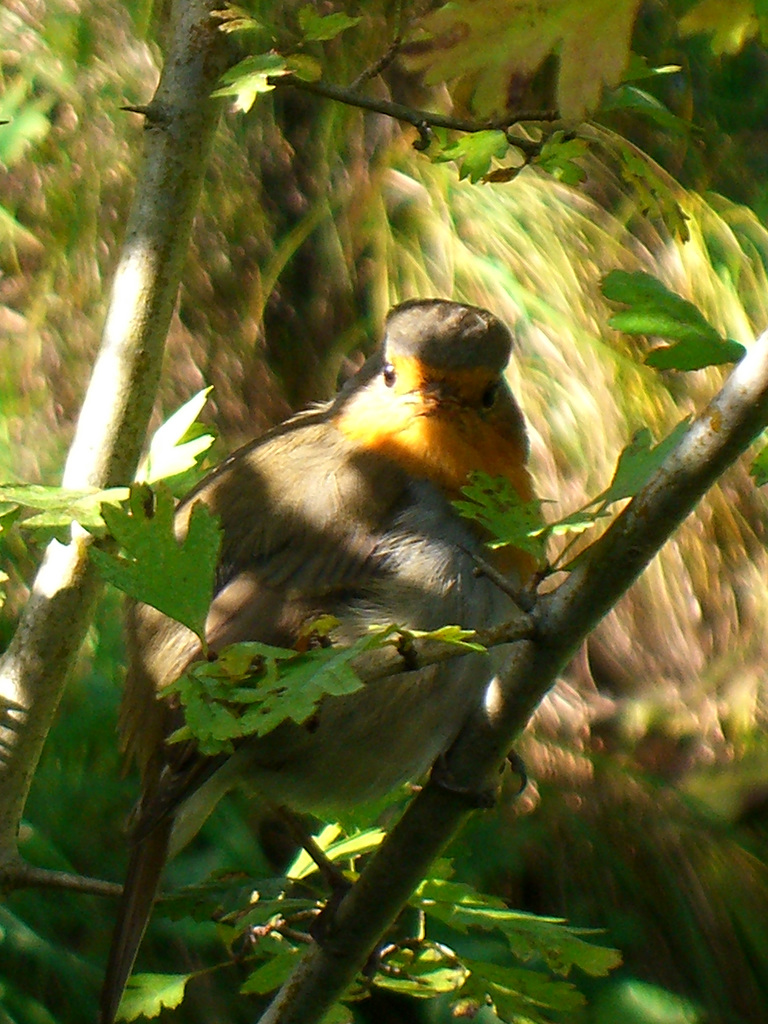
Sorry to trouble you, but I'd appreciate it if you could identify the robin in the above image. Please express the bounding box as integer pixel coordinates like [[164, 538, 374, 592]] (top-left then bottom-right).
[[100, 298, 536, 1023]]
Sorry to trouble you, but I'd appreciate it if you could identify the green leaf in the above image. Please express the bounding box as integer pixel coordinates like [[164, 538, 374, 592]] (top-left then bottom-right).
[[89, 484, 221, 641], [615, 150, 690, 239], [212, 53, 289, 112], [375, 944, 469, 997], [414, 877, 621, 977], [645, 334, 745, 370], [461, 959, 585, 1017], [603, 270, 745, 369], [601, 84, 690, 134], [397, 624, 486, 653], [434, 131, 510, 183], [751, 442, 768, 486], [591, 419, 690, 507], [297, 6, 361, 41], [320, 1006, 354, 1024], [621, 53, 682, 82], [285, 54, 323, 82], [117, 973, 190, 1021], [546, 506, 611, 537], [287, 824, 386, 880], [533, 130, 588, 184], [212, 5, 265, 35], [453, 472, 548, 560], [137, 388, 215, 487], [0, 484, 129, 534], [241, 950, 302, 995], [166, 627, 396, 754]]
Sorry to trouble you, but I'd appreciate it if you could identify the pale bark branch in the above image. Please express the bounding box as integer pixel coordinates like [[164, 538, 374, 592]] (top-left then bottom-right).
[[259, 330, 768, 1024], [0, 0, 231, 869]]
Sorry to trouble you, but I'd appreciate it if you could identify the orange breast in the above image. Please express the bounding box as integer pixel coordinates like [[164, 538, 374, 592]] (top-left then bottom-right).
[[335, 385, 537, 584]]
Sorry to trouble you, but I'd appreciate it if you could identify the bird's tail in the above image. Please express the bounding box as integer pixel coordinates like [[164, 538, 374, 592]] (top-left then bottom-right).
[[100, 820, 172, 1024]]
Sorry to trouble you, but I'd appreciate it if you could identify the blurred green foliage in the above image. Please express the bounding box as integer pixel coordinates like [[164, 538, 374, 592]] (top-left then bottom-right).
[[5, 1, 768, 1022]]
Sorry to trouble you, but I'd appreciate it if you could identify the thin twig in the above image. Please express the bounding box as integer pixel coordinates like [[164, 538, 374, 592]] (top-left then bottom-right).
[[270, 74, 558, 152], [1, 858, 122, 897], [349, 36, 403, 90]]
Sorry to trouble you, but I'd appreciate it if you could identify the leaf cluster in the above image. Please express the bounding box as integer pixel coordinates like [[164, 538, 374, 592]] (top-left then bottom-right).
[[115, 842, 620, 1024]]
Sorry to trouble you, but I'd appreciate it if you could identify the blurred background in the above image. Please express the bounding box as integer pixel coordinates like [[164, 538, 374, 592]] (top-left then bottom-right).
[[3, 1, 768, 1021]]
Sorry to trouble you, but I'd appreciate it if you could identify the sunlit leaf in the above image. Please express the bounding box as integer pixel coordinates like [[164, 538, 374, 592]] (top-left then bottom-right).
[[297, 6, 361, 41], [137, 387, 215, 487], [453, 472, 548, 559], [166, 627, 397, 753], [212, 53, 289, 112], [118, 973, 191, 1021], [603, 270, 745, 368], [591, 420, 691, 507], [0, 484, 129, 534], [621, 54, 682, 82], [89, 484, 221, 641], [434, 131, 510, 183], [404, 0, 643, 119]]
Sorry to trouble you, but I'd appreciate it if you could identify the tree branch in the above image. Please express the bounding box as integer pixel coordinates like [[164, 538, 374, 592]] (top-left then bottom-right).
[[258, 331, 768, 1024], [0, 860, 122, 898], [0, 1, 231, 866], [270, 74, 557, 153]]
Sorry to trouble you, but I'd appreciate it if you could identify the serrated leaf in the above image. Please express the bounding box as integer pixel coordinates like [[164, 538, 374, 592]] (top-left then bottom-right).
[[0, 484, 129, 533], [397, 624, 486, 653], [434, 131, 509, 183], [461, 959, 585, 1016], [297, 6, 361, 41], [212, 53, 289, 112], [533, 130, 588, 184], [137, 388, 215, 486], [414, 877, 621, 977], [404, 0, 642, 119], [166, 628, 395, 753], [118, 973, 191, 1021], [615, 150, 690, 239], [89, 484, 221, 641], [591, 419, 690, 507], [453, 472, 548, 559]]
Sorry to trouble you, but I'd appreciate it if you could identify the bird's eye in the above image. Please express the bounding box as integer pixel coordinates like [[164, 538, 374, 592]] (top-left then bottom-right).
[[481, 382, 498, 408], [383, 363, 397, 387]]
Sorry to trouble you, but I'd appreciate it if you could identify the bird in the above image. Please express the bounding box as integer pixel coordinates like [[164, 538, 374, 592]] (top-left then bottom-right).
[[100, 297, 537, 1023]]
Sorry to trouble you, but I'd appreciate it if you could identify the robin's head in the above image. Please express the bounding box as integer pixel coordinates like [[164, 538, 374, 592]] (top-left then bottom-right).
[[334, 299, 533, 512]]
